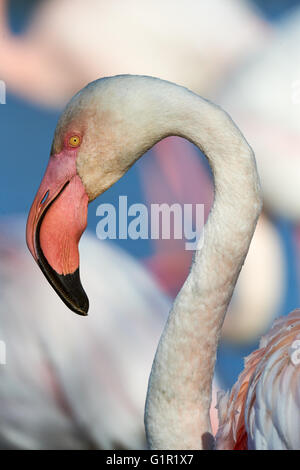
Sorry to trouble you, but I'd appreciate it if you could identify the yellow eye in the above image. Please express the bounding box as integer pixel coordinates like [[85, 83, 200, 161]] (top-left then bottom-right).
[[68, 135, 81, 148]]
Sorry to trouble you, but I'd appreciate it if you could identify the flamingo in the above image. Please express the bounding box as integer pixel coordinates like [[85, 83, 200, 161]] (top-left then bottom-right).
[[26, 75, 298, 449], [2, 0, 280, 347], [216, 310, 300, 450], [0, 0, 268, 107], [0, 218, 170, 449], [220, 7, 300, 222], [217, 8, 300, 342]]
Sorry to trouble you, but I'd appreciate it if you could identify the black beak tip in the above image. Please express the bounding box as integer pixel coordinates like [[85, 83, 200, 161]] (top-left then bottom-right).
[[56, 269, 89, 316], [37, 255, 89, 316]]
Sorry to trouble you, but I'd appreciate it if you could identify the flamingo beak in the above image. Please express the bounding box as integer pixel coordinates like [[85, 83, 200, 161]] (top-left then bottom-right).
[[26, 152, 89, 315]]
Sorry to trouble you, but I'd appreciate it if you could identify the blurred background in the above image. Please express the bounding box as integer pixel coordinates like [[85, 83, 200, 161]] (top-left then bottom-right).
[[1, 0, 300, 449]]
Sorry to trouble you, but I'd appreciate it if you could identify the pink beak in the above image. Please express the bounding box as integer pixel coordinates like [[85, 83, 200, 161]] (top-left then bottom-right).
[[26, 150, 89, 315]]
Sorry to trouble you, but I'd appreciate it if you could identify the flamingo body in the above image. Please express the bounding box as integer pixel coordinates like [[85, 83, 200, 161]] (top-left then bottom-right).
[[217, 310, 300, 450], [25, 75, 299, 450]]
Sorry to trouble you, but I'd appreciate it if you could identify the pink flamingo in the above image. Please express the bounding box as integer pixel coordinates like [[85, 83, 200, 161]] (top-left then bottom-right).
[[0, 219, 170, 449], [26, 75, 299, 449], [1, 0, 280, 343], [0, 0, 268, 107], [216, 311, 300, 449], [220, 6, 300, 223]]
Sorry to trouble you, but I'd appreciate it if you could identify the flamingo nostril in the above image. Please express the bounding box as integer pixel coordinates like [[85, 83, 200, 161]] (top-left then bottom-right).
[[40, 191, 49, 205]]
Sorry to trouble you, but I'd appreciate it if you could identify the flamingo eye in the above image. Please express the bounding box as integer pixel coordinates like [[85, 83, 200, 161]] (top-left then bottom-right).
[[68, 135, 81, 148]]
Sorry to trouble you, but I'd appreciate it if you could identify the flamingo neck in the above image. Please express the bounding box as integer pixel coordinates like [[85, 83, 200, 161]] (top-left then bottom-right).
[[143, 86, 262, 449]]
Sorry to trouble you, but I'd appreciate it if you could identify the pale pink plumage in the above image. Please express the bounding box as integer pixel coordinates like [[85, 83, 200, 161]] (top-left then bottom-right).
[[216, 310, 300, 450]]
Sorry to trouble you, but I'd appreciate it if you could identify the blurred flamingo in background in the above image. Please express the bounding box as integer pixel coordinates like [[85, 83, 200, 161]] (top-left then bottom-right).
[[220, 7, 300, 222], [218, 7, 300, 340], [0, 0, 269, 108], [26, 74, 300, 450], [0, 219, 170, 448]]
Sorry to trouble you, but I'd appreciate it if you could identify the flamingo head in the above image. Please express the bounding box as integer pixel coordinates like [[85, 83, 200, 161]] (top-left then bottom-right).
[[26, 75, 171, 315]]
